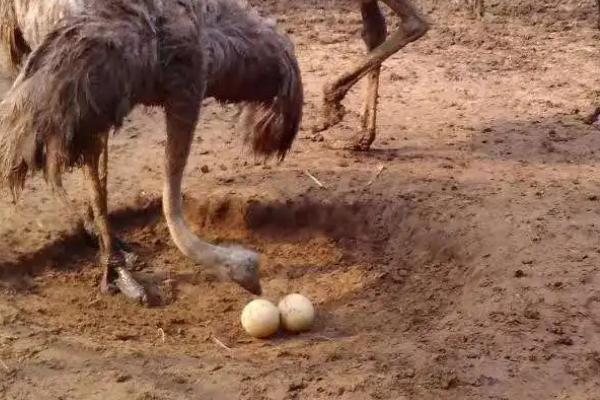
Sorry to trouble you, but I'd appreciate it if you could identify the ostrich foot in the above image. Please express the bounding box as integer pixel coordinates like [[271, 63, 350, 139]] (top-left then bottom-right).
[[352, 132, 376, 151], [100, 252, 148, 304], [312, 87, 348, 134], [584, 106, 600, 128], [320, 128, 375, 152]]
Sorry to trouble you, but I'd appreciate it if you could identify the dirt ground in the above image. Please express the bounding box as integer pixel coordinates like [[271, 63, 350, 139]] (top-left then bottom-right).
[[1, 1, 600, 399]]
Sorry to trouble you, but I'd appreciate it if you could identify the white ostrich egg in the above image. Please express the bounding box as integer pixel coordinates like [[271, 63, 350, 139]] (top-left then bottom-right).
[[278, 293, 315, 332], [241, 299, 280, 338]]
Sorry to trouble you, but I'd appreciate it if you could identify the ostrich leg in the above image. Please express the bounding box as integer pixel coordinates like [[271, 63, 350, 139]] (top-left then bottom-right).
[[313, 0, 428, 150], [82, 132, 147, 303], [472, 0, 485, 18], [80, 204, 134, 256], [78, 137, 137, 265], [355, 0, 388, 150]]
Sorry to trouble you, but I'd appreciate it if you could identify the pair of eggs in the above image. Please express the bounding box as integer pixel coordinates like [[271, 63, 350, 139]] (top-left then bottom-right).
[[241, 294, 314, 338]]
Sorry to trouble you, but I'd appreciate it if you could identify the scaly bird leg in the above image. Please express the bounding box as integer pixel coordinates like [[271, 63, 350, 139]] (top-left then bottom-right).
[[355, 0, 387, 151], [83, 132, 147, 304], [313, 0, 428, 146], [79, 136, 137, 266], [472, 0, 485, 19]]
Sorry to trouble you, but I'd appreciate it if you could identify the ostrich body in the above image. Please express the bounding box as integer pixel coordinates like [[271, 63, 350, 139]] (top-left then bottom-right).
[[0, 0, 303, 303]]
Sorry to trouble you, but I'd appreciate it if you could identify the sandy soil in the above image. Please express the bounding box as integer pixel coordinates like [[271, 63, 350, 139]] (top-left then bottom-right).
[[1, 1, 600, 399]]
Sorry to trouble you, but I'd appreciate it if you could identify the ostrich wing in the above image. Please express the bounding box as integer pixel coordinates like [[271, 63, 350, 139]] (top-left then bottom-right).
[[0, 1, 161, 198]]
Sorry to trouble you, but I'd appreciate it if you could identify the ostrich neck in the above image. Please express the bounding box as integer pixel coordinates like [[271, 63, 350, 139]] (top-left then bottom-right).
[[162, 168, 229, 268], [161, 104, 231, 270]]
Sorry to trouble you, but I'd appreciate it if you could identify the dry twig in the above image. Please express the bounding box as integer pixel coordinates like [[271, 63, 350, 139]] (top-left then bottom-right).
[[211, 335, 233, 352], [365, 164, 385, 187], [305, 170, 327, 189], [157, 328, 166, 343]]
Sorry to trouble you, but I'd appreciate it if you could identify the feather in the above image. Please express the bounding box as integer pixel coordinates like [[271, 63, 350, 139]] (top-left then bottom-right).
[[0, 0, 303, 201]]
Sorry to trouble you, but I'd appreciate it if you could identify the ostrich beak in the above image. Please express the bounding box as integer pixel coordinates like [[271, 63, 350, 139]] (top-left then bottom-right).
[[245, 279, 262, 296]]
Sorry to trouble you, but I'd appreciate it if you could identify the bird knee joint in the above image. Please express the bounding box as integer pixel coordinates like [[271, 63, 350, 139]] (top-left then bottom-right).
[[402, 17, 428, 38]]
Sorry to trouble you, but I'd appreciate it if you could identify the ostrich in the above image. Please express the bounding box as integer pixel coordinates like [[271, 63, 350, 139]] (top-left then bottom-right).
[[311, 0, 429, 151], [323, 0, 598, 151], [0, 0, 303, 303], [0, 0, 428, 154]]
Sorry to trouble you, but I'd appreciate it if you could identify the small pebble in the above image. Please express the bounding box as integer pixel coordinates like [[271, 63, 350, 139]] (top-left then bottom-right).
[[514, 269, 526, 278], [556, 337, 574, 346], [116, 374, 131, 383]]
